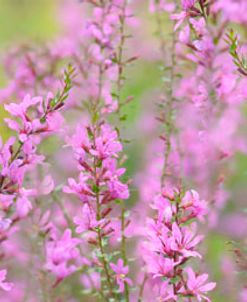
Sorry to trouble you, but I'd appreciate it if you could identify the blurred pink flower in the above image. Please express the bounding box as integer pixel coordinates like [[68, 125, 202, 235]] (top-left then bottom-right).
[[110, 259, 132, 293], [0, 270, 13, 292]]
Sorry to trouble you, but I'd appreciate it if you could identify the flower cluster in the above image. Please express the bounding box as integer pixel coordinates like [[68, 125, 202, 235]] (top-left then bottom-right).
[[143, 0, 247, 227], [63, 121, 131, 296], [45, 229, 81, 284], [143, 188, 215, 301], [0, 94, 64, 218], [0, 63, 73, 295], [72, 0, 135, 115], [0, 46, 62, 101]]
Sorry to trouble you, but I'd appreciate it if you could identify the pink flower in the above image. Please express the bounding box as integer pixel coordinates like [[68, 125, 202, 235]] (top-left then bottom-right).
[[171, 11, 188, 31], [146, 254, 177, 278], [169, 223, 203, 258], [63, 174, 93, 202], [180, 267, 216, 301], [66, 124, 90, 161], [149, 0, 175, 13], [0, 270, 13, 291], [45, 111, 64, 132], [73, 204, 101, 233], [181, 190, 208, 219], [16, 187, 36, 217], [0, 217, 11, 233], [103, 159, 129, 200], [4, 94, 41, 119], [81, 271, 101, 290], [146, 217, 170, 249], [38, 175, 54, 195], [158, 280, 178, 301], [101, 89, 118, 113], [0, 194, 14, 210], [190, 18, 206, 36], [181, 0, 196, 10], [151, 193, 173, 222], [110, 259, 132, 292], [170, 0, 196, 30], [107, 179, 129, 200], [0, 137, 15, 169], [4, 95, 42, 142], [90, 124, 122, 160], [179, 25, 190, 44], [4, 93, 64, 143], [45, 229, 80, 280]]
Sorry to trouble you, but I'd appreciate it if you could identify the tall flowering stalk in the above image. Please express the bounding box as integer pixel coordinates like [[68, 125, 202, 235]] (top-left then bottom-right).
[[59, 0, 134, 300], [0, 65, 74, 298], [137, 1, 217, 300], [64, 122, 130, 299]]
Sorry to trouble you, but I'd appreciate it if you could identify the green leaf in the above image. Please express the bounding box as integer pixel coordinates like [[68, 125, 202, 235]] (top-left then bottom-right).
[[92, 184, 100, 193]]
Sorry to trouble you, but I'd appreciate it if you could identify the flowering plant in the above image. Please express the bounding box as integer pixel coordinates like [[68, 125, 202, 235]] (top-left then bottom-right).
[[0, 0, 247, 301]]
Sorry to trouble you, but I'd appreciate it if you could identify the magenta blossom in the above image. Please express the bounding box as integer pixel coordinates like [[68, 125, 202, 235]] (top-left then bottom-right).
[[158, 280, 178, 301], [143, 188, 215, 300], [171, 11, 188, 31], [45, 229, 81, 281], [180, 267, 216, 301], [110, 259, 132, 293], [63, 174, 93, 202], [90, 124, 122, 160], [181, 189, 208, 220], [4, 93, 64, 143], [145, 254, 177, 278], [169, 223, 203, 258], [181, 0, 196, 10], [73, 204, 103, 233]]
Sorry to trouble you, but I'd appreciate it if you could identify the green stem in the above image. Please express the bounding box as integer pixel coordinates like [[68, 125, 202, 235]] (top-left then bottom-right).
[[155, 5, 177, 184], [95, 188, 115, 298], [138, 273, 148, 302], [121, 207, 129, 301], [116, 0, 128, 113], [116, 2, 130, 300], [92, 127, 115, 298]]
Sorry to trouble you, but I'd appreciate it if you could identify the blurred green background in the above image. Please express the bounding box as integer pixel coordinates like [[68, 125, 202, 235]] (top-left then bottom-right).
[[0, 1, 246, 301]]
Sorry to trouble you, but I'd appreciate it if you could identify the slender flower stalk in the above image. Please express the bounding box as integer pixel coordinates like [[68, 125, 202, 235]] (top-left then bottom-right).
[[139, 1, 217, 300], [153, 0, 178, 184], [61, 0, 134, 300]]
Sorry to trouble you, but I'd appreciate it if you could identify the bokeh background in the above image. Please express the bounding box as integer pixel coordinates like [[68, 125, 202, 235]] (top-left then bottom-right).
[[0, 1, 247, 301]]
